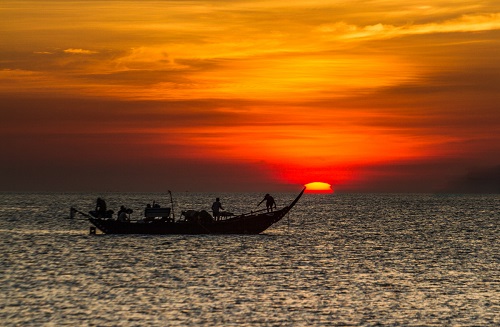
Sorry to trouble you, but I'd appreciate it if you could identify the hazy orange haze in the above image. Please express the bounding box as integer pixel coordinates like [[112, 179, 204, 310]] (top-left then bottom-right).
[[1, 1, 500, 192]]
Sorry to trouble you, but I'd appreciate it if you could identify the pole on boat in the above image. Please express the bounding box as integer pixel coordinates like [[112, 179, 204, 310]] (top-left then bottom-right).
[[66, 207, 91, 220], [168, 190, 175, 221]]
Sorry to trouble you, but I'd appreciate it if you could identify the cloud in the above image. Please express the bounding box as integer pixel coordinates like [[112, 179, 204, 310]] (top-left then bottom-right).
[[318, 13, 500, 40], [64, 48, 98, 55]]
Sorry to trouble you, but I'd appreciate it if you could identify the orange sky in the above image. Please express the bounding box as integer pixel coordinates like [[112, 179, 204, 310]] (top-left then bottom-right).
[[1, 1, 500, 192]]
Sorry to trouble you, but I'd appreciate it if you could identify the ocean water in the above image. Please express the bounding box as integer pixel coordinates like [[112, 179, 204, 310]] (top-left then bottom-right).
[[0, 192, 498, 326]]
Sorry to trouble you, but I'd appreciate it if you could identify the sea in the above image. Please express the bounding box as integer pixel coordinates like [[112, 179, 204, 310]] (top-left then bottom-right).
[[0, 192, 498, 326]]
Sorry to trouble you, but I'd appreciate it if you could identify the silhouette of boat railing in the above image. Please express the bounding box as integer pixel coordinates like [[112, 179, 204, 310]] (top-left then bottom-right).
[[214, 207, 275, 220]]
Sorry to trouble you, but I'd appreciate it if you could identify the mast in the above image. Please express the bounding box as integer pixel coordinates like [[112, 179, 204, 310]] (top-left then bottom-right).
[[168, 190, 175, 221]]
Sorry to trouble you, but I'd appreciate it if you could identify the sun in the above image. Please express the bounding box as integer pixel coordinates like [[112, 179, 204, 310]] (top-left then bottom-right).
[[304, 182, 333, 194]]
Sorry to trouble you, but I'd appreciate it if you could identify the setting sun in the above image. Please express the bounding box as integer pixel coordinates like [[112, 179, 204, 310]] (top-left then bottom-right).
[[304, 182, 333, 194]]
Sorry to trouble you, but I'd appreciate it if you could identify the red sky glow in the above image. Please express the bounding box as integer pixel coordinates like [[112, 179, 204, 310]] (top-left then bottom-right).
[[1, 1, 499, 192]]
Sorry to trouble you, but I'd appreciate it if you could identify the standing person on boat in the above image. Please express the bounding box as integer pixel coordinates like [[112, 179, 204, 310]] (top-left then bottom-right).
[[211, 198, 224, 221], [95, 197, 107, 217], [258, 194, 277, 212]]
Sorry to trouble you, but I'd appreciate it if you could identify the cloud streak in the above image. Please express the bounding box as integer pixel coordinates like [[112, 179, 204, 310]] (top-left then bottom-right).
[[318, 13, 500, 40], [63, 48, 98, 55]]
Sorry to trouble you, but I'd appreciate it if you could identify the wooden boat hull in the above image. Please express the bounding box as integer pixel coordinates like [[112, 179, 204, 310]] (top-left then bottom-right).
[[88, 189, 304, 235]]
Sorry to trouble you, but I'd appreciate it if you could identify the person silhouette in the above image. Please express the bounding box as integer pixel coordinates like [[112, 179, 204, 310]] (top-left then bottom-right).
[[211, 197, 224, 221], [95, 197, 107, 217], [258, 194, 276, 212]]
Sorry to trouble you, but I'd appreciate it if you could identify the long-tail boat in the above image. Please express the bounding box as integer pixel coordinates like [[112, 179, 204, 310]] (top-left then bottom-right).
[[72, 188, 305, 235]]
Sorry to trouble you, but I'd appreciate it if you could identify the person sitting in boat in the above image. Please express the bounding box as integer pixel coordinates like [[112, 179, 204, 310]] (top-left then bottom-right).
[[117, 205, 132, 222], [95, 197, 107, 217], [118, 210, 128, 222], [211, 197, 224, 221], [117, 205, 126, 221], [258, 193, 277, 212]]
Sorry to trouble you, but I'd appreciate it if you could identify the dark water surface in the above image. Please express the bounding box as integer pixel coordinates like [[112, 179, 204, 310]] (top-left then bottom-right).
[[1, 192, 498, 326]]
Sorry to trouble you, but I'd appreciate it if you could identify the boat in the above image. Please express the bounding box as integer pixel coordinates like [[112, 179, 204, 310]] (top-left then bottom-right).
[[75, 188, 305, 235]]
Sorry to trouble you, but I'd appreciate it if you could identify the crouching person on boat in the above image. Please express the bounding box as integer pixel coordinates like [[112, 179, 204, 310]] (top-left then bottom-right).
[[258, 193, 277, 212]]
